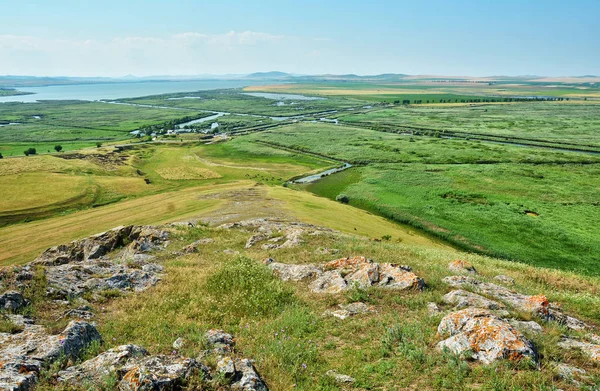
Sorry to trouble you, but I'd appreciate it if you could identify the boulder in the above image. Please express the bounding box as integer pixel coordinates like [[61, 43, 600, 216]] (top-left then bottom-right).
[[172, 337, 185, 350], [442, 276, 586, 330], [427, 302, 442, 316], [205, 329, 235, 354], [265, 261, 322, 282], [555, 363, 587, 384], [0, 291, 28, 312], [230, 358, 268, 391], [58, 345, 149, 385], [508, 320, 543, 335], [309, 271, 348, 294], [442, 289, 505, 310], [119, 355, 207, 390], [0, 321, 102, 390], [437, 308, 537, 364], [448, 260, 477, 274]]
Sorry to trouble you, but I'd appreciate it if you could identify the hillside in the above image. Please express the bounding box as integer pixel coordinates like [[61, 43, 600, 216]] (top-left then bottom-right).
[[2, 189, 600, 390]]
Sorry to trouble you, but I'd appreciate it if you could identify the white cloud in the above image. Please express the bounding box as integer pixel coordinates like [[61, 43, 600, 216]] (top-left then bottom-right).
[[0, 31, 318, 76]]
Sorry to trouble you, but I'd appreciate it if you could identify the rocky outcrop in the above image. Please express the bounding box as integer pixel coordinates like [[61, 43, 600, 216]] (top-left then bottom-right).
[[263, 258, 322, 282], [182, 238, 215, 253], [0, 291, 28, 312], [442, 289, 505, 311], [5, 226, 170, 301], [494, 275, 515, 285], [221, 218, 331, 251], [224, 358, 268, 391], [0, 321, 102, 390], [205, 329, 235, 354], [119, 355, 207, 391], [558, 337, 600, 361], [58, 344, 149, 385], [442, 276, 586, 330], [448, 260, 477, 274], [437, 308, 537, 364], [266, 256, 424, 294]]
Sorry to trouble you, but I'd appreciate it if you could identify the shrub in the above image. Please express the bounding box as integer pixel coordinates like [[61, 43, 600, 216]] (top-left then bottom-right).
[[96, 142, 102, 148], [336, 194, 350, 204], [24, 147, 37, 156], [204, 256, 296, 322], [0, 152, 3, 159], [54, 145, 62, 152]]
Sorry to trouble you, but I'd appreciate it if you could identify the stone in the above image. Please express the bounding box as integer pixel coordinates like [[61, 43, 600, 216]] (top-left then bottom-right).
[[508, 320, 543, 335], [442, 289, 505, 310], [223, 249, 240, 255], [230, 358, 268, 391], [325, 370, 355, 384], [217, 356, 236, 380], [205, 329, 235, 353], [59, 308, 95, 320], [267, 262, 322, 282], [448, 260, 477, 274], [442, 276, 586, 330], [172, 337, 185, 350], [58, 345, 149, 385], [0, 321, 102, 390], [558, 337, 600, 361], [325, 302, 372, 320], [119, 355, 207, 390], [0, 291, 28, 312], [437, 308, 537, 364], [494, 275, 515, 285], [555, 363, 586, 384], [309, 270, 348, 294]]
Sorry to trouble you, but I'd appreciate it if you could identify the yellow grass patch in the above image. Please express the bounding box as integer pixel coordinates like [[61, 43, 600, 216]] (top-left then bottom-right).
[[155, 166, 222, 180]]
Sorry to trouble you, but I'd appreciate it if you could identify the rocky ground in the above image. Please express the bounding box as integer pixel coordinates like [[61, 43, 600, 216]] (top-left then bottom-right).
[[1, 219, 600, 390]]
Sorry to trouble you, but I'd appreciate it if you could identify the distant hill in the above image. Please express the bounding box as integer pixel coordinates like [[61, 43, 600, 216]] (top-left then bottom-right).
[[242, 71, 293, 80]]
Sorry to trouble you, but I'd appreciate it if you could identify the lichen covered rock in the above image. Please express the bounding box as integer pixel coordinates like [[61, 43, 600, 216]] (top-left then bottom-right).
[[437, 308, 537, 364]]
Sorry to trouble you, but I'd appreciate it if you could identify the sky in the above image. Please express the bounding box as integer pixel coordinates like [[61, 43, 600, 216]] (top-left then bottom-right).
[[0, 0, 598, 77]]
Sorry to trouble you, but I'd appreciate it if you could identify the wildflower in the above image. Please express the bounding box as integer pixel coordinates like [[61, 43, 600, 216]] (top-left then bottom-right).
[[302, 363, 307, 370]]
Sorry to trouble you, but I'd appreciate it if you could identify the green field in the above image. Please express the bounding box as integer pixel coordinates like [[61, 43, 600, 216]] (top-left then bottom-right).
[[242, 122, 600, 274]]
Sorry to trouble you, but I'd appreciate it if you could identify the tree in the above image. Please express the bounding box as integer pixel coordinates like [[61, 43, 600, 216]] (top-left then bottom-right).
[[54, 145, 63, 152], [24, 148, 37, 156], [0, 152, 3, 159], [96, 142, 102, 148]]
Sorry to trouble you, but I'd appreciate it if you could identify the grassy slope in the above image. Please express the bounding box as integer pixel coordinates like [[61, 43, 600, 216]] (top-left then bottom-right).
[[70, 216, 600, 391]]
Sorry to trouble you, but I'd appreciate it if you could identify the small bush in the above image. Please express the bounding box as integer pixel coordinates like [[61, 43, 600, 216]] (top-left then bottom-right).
[[204, 257, 296, 322], [24, 147, 37, 156], [336, 194, 350, 204]]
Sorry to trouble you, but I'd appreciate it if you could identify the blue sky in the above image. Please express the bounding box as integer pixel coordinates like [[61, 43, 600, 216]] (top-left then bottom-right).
[[1, 0, 598, 77]]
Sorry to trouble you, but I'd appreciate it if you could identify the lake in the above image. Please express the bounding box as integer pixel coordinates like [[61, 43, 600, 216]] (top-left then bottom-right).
[[0, 80, 278, 103]]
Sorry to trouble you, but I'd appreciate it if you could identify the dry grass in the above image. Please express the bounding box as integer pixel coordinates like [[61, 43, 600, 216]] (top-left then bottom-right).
[[155, 166, 222, 180]]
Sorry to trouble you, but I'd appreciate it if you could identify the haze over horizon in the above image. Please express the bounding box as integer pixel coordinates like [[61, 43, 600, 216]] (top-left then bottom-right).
[[1, 0, 599, 78]]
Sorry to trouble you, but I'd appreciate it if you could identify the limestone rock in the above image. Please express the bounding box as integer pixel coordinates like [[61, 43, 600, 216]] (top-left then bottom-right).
[[325, 370, 355, 384], [266, 261, 322, 282], [442, 276, 588, 330], [558, 337, 600, 361], [555, 363, 586, 384], [309, 270, 348, 294], [172, 337, 185, 350], [58, 345, 149, 385], [448, 260, 477, 274], [437, 308, 537, 364], [0, 291, 28, 312], [119, 355, 206, 390], [182, 238, 214, 253], [230, 358, 268, 391], [0, 321, 102, 390], [325, 302, 372, 320], [442, 289, 505, 310], [217, 356, 236, 379], [508, 320, 543, 335], [205, 329, 235, 354]]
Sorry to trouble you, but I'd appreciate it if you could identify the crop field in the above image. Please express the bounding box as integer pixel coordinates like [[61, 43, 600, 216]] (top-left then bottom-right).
[[337, 102, 600, 148], [0, 100, 212, 148], [118, 89, 359, 116]]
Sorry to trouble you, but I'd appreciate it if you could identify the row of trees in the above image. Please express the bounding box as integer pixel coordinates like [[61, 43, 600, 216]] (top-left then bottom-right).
[[392, 96, 571, 105]]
